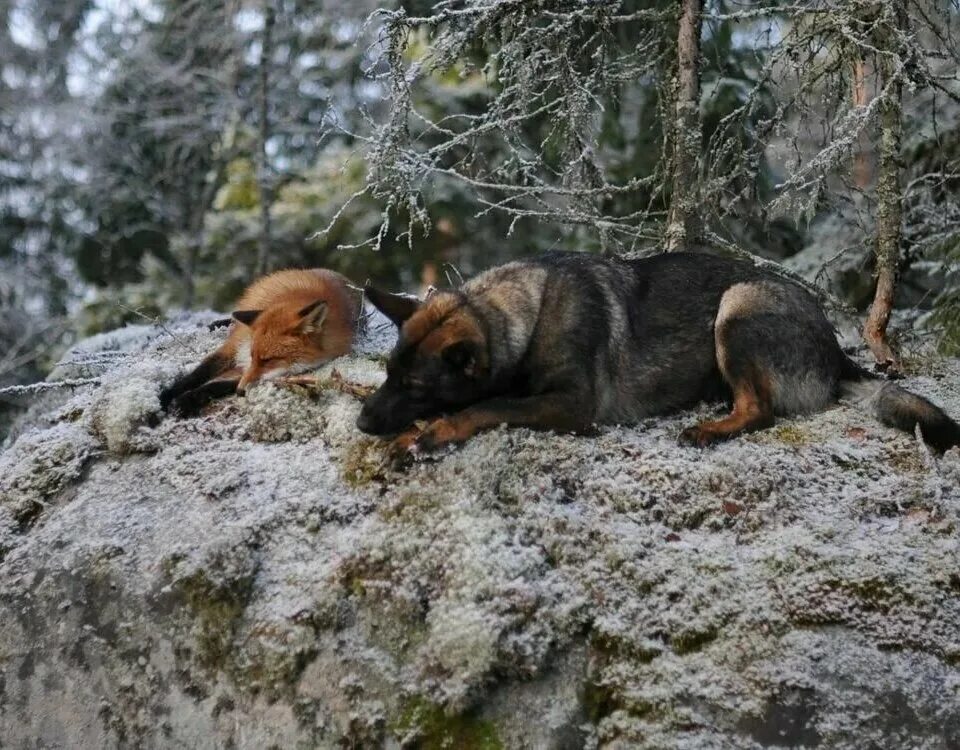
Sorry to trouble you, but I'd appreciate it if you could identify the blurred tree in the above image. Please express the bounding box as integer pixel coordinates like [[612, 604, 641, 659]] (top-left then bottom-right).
[[75, 0, 243, 307], [255, 0, 275, 275], [0, 0, 90, 433], [72, 0, 400, 320], [0, 0, 91, 315], [3, 0, 960, 442]]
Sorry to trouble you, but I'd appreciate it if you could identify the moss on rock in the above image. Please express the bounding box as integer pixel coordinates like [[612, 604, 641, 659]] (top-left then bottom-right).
[[392, 697, 502, 749], [175, 567, 254, 671]]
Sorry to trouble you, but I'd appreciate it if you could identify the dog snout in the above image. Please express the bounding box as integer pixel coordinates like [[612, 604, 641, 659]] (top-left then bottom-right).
[[356, 406, 380, 434]]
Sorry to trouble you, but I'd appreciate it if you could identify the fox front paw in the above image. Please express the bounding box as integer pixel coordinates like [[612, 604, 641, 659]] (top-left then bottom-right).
[[168, 390, 211, 418], [159, 386, 178, 412]]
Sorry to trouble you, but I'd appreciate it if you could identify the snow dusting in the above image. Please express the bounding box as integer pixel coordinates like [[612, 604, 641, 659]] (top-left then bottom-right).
[[1, 308, 959, 748]]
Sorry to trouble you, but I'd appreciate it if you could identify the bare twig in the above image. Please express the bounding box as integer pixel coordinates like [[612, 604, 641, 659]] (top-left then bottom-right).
[[116, 303, 200, 355], [0, 378, 102, 397]]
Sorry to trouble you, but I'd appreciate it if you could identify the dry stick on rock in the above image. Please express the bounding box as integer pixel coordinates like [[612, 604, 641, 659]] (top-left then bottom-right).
[[0, 378, 102, 397], [276, 369, 376, 400]]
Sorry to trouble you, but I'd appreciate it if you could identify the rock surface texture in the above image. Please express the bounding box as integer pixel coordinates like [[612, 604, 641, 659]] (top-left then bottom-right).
[[1, 310, 959, 749]]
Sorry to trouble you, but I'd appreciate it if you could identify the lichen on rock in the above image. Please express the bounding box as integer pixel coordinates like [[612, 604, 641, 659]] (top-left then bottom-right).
[[1, 310, 959, 748]]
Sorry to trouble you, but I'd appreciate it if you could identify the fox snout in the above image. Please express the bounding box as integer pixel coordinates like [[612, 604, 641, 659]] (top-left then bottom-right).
[[236, 368, 262, 396]]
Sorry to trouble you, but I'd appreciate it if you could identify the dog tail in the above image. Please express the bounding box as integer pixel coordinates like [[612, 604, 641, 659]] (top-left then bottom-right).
[[839, 359, 960, 452]]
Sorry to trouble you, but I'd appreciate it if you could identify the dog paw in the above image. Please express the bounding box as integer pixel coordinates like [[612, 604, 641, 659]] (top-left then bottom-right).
[[413, 417, 462, 453], [384, 418, 465, 469], [385, 428, 422, 469], [678, 425, 713, 448]]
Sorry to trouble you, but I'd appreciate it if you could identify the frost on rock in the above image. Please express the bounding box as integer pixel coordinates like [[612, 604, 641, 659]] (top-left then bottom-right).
[[1, 307, 959, 748], [0, 422, 98, 533], [88, 365, 165, 454]]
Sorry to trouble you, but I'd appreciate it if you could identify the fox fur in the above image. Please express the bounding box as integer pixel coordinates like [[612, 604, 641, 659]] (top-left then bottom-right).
[[161, 268, 361, 416]]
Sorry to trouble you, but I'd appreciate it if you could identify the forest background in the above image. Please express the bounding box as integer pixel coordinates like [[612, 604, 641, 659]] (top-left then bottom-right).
[[2, 0, 959, 436]]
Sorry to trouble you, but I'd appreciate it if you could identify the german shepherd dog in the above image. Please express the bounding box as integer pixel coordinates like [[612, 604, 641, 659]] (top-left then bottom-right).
[[357, 251, 960, 457]]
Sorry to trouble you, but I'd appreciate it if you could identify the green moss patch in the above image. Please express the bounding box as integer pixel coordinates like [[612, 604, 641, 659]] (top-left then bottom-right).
[[176, 569, 254, 671], [392, 697, 502, 749], [340, 438, 386, 486], [671, 625, 719, 655]]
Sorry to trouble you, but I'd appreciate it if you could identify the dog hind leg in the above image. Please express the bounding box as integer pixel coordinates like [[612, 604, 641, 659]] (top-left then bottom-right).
[[678, 370, 774, 447], [680, 281, 840, 447]]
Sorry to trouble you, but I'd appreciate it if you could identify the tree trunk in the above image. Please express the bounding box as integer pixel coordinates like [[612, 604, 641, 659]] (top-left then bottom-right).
[[255, 0, 275, 276], [182, 238, 199, 310], [851, 56, 872, 190], [863, 7, 904, 371], [665, 0, 703, 252], [182, 154, 233, 309]]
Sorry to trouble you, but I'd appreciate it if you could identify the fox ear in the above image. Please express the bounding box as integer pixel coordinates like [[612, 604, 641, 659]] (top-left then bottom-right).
[[297, 299, 328, 333], [364, 285, 419, 328], [441, 340, 479, 376], [232, 309, 262, 326]]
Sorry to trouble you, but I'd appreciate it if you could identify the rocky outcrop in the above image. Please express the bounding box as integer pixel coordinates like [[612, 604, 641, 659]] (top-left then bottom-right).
[[1, 313, 959, 748]]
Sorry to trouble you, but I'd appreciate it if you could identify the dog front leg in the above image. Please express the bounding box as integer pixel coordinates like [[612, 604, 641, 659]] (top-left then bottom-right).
[[392, 392, 592, 457]]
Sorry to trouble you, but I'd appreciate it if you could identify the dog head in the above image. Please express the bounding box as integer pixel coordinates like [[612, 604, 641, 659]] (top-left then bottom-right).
[[357, 286, 489, 435]]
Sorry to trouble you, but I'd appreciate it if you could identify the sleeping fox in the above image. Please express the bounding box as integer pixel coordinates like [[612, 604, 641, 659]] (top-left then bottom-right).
[[161, 268, 361, 416]]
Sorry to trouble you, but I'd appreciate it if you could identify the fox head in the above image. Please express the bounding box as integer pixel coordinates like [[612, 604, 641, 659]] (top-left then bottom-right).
[[232, 298, 344, 394], [357, 286, 490, 435]]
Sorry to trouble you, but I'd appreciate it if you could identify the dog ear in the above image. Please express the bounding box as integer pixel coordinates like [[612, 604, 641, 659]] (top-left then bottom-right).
[[232, 309, 262, 326], [364, 285, 419, 327], [441, 340, 479, 376], [297, 299, 328, 333]]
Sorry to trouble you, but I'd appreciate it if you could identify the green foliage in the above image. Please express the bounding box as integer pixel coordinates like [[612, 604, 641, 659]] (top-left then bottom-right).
[[175, 567, 255, 671], [214, 159, 260, 212], [392, 697, 503, 750], [931, 263, 960, 356], [2, 0, 960, 418]]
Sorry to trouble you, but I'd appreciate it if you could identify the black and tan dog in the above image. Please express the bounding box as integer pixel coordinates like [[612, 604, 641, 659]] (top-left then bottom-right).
[[357, 251, 960, 457]]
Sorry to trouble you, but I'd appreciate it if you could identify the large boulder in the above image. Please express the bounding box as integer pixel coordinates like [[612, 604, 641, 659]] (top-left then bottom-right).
[[1, 312, 959, 748]]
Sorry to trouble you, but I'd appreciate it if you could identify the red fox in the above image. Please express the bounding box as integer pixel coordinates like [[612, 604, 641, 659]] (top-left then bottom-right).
[[161, 268, 361, 416]]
